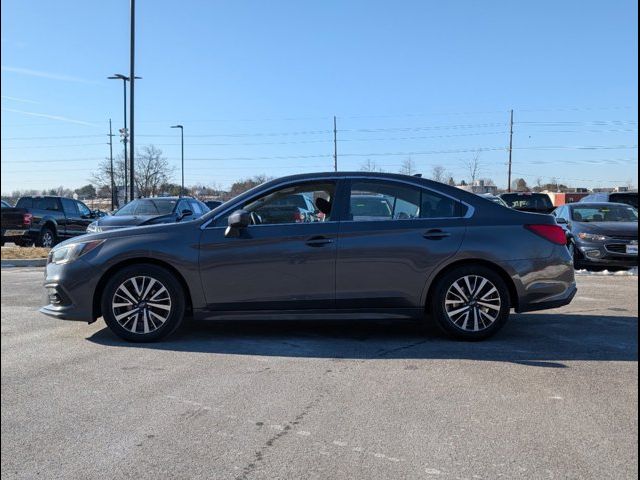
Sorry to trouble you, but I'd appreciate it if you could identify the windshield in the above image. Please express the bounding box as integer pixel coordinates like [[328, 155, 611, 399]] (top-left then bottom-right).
[[114, 199, 177, 216], [610, 193, 638, 208], [500, 194, 553, 210], [571, 205, 638, 222]]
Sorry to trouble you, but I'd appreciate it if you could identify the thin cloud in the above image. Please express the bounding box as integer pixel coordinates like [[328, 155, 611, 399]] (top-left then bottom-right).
[[1, 95, 39, 104], [1, 108, 98, 127], [1, 66, 96, 84]]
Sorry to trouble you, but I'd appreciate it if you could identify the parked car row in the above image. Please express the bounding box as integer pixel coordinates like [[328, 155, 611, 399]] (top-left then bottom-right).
[[1, 195, 211, 247], [472, 191, 638, 270]]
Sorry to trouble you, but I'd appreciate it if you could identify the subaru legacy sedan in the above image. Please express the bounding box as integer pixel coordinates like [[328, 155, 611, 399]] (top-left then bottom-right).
[[41, 172, 576, 342]]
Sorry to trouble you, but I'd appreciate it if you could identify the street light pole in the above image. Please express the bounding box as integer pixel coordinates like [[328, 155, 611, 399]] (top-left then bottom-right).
[[108, 74, 141, 204], [171, 125, 184, 197], [130, 0, 136, 202]]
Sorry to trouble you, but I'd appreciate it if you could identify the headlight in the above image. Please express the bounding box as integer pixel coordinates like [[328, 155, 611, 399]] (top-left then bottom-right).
[[48, 240, 104, 265], [86, 222, 101, 233], [578, 232, 609, 242]]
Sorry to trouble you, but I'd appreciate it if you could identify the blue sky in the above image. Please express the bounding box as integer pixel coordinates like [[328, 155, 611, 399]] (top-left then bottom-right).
[[1, 0, 638, 193]]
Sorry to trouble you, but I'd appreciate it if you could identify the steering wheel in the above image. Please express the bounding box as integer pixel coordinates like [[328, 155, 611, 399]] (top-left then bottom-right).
[[250, 211, 262, 225]]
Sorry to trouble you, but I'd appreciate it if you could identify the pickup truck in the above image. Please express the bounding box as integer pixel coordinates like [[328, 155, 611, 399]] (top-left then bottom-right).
[[1, 196, 99, 247]]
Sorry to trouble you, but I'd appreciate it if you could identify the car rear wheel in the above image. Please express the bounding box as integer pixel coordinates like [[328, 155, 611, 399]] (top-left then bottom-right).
[[101, 264, 185, 342], [430, 265, 511, 340], [37, 227, 56, 248]]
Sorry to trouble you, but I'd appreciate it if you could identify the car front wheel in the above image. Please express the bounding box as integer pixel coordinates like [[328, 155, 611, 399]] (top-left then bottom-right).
[[430, 265, 511, 340], [101, 264, 185, 342]]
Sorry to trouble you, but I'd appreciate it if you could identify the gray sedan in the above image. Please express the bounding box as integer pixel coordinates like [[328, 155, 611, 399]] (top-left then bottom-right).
[[41, 172, 576, 342]]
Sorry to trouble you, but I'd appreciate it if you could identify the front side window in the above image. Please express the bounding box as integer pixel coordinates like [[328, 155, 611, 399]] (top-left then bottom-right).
[[217, 181, 336, 226], [348, 181, 461, 221], [76, 202, 91, 217]]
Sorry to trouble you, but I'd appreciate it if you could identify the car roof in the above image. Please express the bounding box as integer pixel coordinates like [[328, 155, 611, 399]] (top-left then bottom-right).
[[258, 171, 484, 204], [136, 196, 194, 201], [569, 202, 635, 208]]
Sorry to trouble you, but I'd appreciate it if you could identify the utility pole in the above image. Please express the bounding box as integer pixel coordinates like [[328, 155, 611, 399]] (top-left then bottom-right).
[[507, 109, 514, 192], [171, 125, 184, 197], [108, 119, 115, 210], [333, 116, 338, 172], [129, 0, 136, 201]]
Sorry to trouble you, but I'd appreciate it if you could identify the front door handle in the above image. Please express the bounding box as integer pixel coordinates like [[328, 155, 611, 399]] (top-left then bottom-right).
[[423, 229, 451, 240], [305, 236, 334, 247]]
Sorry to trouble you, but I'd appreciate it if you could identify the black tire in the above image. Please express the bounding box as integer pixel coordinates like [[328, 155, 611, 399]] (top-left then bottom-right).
[[568, 240, 584, 269], [101, 264, 185, 342], [36, 226, 57, 248], [430, 265, 511, 341]]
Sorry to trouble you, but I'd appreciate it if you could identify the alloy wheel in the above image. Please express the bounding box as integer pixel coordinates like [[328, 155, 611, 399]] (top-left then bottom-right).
[[444, 275, 502, 332], [42, 232, 54, 248], [111, 276, 172, 334]]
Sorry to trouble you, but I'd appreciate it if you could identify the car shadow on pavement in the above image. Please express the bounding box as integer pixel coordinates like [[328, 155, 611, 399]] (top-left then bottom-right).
[[87, 312, 638, 366]]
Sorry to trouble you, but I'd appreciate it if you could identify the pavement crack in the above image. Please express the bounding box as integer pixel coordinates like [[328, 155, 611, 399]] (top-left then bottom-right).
[[236, 396, 323, 480], [375, 339, 431, 358]]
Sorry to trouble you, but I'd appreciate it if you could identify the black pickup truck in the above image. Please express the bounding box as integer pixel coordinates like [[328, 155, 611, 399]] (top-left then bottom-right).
[[1, 196, 99, 247]]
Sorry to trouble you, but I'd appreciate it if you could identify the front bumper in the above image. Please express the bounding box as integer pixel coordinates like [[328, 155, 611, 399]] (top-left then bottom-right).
[[576, 240, 638, 267], [40, 258, 101, 322]]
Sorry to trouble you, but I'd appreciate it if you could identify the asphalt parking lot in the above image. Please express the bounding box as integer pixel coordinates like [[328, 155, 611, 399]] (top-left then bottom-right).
[[1, 268, 638, 480]]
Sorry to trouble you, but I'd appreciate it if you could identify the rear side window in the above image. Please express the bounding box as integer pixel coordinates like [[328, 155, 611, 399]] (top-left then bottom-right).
[[349, 181, 463, 221], [16, 197, 33, 208], [34, 197, 60, 211], [61, 198, 78, 215]]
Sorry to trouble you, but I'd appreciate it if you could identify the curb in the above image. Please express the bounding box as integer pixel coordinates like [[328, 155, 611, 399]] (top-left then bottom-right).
[[1, 258, 47, 268]]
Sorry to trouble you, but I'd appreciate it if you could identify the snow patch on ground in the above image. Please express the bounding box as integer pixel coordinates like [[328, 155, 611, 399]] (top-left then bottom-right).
[[575, 267, 638, 276]]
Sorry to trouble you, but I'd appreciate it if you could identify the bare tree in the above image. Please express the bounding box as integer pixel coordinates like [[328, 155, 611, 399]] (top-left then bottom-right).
[[134, 145, 175, 197], [399, 157, 417, 175], [511, 178, 529, 192], [225, 174, 272, 200], [90, 145, 174, 199], [360, 159, 383, 172], [463, 151, 482, 184], [431, 165, 447, 183]]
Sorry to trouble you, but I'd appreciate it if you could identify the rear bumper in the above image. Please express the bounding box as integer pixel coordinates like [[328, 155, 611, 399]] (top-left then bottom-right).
[[1, 229, 31, 241], [516, 284, 577, 312], [504, 245, 578, 313]]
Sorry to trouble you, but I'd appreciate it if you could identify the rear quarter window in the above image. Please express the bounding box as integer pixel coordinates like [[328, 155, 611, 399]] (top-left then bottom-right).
[[16, 198, 33, 208]]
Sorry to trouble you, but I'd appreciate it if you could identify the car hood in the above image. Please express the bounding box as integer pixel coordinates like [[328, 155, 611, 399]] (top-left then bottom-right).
[[95, 214, 174, 230], [576, 221, 638, 237]]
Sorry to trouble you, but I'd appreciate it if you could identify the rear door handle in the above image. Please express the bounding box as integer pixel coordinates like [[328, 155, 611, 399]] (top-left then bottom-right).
[[423, 229, 451, 240], [305, 236, 334, 247]]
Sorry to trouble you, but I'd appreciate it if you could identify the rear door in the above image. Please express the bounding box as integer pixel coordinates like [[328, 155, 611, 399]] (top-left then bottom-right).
[[336, 178, 467, 310]]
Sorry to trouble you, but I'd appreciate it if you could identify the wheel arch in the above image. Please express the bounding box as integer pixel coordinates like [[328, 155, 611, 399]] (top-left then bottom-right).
[[423, 259, 519, 312], [92, 258, 194, 320]]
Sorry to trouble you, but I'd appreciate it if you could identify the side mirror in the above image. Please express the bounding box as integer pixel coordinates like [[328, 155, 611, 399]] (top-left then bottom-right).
[[177, 209, 193, 221], [556, 217, 568, 224], [225, 209, 250, 238]]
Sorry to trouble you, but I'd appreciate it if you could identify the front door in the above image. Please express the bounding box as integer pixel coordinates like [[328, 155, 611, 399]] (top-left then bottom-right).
[[198, 180, 339, 311], [336, 178, 468, 309]]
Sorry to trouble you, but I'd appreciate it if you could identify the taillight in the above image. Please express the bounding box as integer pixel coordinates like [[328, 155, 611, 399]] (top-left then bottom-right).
[[525, 224, 567, 245], [23, 213, 33, 226]]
